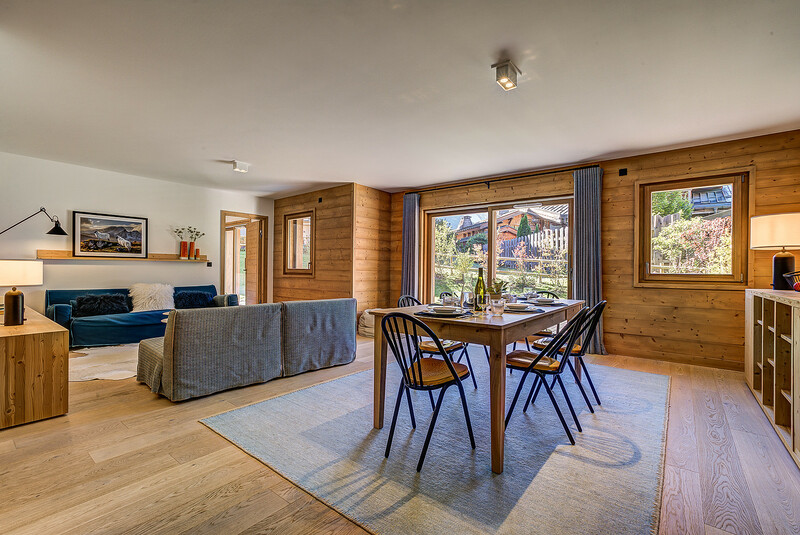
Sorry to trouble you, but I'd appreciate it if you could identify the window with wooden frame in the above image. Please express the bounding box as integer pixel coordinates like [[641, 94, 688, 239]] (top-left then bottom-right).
[[283, 210, 314, 275], [634, 172, 749, 289], [424, 198, 573, 301]]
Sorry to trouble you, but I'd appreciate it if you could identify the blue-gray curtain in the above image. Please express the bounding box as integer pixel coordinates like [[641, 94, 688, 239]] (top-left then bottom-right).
[[400, 193, 420, 299], [574, 167, 606, 354]]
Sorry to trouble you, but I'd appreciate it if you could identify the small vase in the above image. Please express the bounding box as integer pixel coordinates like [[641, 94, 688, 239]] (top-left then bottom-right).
[[179, 241, 189, 260], [194, 247, 200, 260], [188, 241, 196, 260]]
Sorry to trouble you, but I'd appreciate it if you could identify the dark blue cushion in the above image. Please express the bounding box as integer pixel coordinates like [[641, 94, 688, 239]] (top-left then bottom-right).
[[71, 310, 171, 347], [174, 291, 214, 309], [73, 294, 130, 317]]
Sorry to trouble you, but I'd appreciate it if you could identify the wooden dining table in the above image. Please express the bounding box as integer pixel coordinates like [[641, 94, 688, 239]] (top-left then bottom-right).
[[371, 299, 584, 474]]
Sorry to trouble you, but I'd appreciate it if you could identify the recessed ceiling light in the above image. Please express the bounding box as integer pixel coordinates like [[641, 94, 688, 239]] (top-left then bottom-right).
[[233, 160, 250, 173], [491, 59, 522, 91]]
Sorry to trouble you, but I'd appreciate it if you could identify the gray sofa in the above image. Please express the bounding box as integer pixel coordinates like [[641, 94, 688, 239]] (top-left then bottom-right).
[[137, 298, 357, 401]]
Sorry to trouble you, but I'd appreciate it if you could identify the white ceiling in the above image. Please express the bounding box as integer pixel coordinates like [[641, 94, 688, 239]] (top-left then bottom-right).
[[2, 1, 799, 197]]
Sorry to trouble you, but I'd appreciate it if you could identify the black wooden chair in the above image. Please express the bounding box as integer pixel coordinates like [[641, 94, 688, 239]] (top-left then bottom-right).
[[397, 294, 478, 390], [398, 294, 421, 308], [382, 312, 476, 472], [527, 300, 607, 409], [503, 308, 589, 445]]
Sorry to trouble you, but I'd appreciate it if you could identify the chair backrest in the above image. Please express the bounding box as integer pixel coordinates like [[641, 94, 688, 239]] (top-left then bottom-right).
[[439, 291, 453, 299], [537, 290, 560, 299], [571, 300, 607, 356], [398, 294, 422, 307], [381, 312, 461, 389], [534, 308, 589, 373]]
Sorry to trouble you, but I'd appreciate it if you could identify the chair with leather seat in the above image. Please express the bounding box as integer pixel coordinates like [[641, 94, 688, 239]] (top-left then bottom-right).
[[526, 300, 607, 410], [382, 312, 476, 472], [397, 294, 478, 390], [503, 308, 589, 445]]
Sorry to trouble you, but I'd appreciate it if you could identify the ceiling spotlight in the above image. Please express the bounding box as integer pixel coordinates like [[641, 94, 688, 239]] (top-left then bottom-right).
[[233, 160, 250, 173], [491, 59, 522, 91]]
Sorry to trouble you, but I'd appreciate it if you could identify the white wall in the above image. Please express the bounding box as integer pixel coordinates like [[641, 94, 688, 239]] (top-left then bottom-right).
[[0, 152, 273, 313]]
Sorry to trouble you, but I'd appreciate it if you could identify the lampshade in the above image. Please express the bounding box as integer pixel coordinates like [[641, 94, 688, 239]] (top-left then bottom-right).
[[750, 213, 800, 250], [0, 260, 44, 287], [47, 219, 68, 235]]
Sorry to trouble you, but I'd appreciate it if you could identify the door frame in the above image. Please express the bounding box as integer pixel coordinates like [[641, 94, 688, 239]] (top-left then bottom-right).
[[219, 210, 269, 304]]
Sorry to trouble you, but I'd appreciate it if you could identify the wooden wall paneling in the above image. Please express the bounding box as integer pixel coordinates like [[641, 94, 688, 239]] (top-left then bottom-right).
[[273, 184, 354, 304], [273, 182, 394, 313], [599, 132, 800, 369], [386, 129, 800, 370], [352, 184, 393, 313], [388, 192, 404, 306]]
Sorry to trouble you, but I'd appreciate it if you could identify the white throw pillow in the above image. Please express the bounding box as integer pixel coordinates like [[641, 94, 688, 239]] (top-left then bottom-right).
[[129, 283, 175, 312]]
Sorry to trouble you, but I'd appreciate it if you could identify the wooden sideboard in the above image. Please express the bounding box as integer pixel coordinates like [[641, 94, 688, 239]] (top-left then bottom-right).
[[745, 289, 800, 467], [0, 307, 69, 429]]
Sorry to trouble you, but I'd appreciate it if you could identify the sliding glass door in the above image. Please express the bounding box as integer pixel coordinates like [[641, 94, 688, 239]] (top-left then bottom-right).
[[492, 200, 571, 298], [426, 199, 572, 301], [431, 209, 488, 298]]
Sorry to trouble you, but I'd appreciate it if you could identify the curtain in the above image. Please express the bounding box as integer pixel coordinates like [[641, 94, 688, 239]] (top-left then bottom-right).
[[400, 193, 420, 299], [573, 167, 606, 354]]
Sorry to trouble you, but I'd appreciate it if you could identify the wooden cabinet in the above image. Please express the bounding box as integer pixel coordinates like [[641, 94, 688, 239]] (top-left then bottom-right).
[[0, 307, 69, 429], [745, 289, 800, 467]]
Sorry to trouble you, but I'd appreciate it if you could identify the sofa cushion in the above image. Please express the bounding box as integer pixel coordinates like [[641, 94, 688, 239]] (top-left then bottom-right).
[[174, 291, 214, 309], [129, 283, 175, 312], [281, 298, 357, 377], [73, 293, 130, 317], [137, 337, 165, 395], [71, 310, 171, 348], [159, 304, 283, 401]]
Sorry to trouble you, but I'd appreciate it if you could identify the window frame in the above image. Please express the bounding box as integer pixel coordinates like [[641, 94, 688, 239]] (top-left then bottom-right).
[[423, 197, 574, 302], [633, 169, 751, 290], [283, 209, 315, 276]]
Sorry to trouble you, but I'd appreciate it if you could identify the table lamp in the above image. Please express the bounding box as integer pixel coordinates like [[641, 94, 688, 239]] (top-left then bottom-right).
[[750, 213, 800, 290], [0, 260, 44, 326]]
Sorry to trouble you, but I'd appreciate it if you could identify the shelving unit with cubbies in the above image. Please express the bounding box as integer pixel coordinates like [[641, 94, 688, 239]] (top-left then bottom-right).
[[745, 289, 800, 468]]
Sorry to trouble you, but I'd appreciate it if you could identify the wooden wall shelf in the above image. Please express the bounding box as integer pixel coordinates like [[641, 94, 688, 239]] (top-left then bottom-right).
[[37, 250, 208, 263]]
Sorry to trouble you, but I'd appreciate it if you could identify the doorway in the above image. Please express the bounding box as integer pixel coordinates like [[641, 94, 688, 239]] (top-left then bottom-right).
[[220, 211, 269, 305]]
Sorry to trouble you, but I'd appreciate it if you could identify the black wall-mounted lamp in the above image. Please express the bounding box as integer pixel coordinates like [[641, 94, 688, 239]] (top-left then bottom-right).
[[0, 207, 68, 237]]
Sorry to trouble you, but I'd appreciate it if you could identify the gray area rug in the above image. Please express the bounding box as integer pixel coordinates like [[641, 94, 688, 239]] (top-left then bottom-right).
[[69, 344, 139, 381], [202, 351, 669, 535]]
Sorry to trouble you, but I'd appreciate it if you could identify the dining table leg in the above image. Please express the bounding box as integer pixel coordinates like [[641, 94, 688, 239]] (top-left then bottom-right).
[[373, 325, 388, 429], [488, 333, 507, 474]]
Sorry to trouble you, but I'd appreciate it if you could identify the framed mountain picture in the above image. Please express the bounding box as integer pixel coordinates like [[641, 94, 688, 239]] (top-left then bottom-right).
[[72, 211, 148, 258]]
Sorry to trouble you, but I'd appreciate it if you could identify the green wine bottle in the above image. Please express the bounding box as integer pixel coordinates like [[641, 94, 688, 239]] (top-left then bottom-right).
[[474, 267, 488, 311]]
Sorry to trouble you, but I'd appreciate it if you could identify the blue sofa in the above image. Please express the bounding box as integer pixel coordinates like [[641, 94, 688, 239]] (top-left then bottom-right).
[[45, 284, 238, 348]]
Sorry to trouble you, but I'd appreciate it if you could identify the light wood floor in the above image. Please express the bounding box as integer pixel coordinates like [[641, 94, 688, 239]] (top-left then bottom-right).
[[1, 339, 799, 534]]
